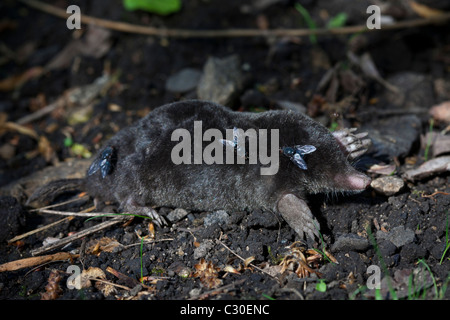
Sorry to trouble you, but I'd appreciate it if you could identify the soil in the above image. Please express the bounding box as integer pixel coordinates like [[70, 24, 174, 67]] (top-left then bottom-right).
[[0, 0, 449, 303]]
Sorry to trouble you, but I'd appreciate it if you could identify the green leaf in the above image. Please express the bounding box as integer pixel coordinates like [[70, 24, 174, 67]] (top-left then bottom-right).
[[327, 12, 348, 28], [316, 279, 327, 292], [123, 0, 182, 15], [63, 137, 73, 147], [374, 288, 383, 300], [294, 3, 317, 45]]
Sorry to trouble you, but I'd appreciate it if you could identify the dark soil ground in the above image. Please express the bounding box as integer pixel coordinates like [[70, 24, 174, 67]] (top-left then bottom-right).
[[0, 0, 449, 306]]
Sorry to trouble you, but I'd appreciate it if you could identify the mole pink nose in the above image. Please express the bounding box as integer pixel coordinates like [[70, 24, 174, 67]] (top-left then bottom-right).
[[334, 172, 371, 191]]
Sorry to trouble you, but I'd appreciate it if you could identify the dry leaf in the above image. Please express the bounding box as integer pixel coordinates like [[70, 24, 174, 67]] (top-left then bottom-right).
[[403, 156, 450, 181], [68, 267, 116, 296], [368, 163, 397, 175], [430, 101, 450, 123], [322, 248, 339, 264], [148, 223, 155, 239], [87, 237, 122, 255], [95, 280, 117, 297], [1, 121, 39, 139], [38, 135, 55, 162], [279, 242, 323, 278], [243, 256, 255, 268], [67, 267, 106, 290], [107, 266, 141, 288], [193, 258, 222, 289], [421, 132, 450, 157], [223, 265, 240, 274], [41, 269, 62, 300]]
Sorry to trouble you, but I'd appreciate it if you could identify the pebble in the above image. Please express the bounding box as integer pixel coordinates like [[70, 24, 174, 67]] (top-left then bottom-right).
[[167, 208, 189, 223], [370, 176, 404, 196], [331, 233, 370, 252], [193, 239, 214, 259], [203, 210, 230, 227], [165, 68, 202, 93], [197, 55, 243, 105], [376, 226, 415, 248]]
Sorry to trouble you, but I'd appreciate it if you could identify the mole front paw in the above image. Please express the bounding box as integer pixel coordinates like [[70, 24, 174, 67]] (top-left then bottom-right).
[[332, 128, 371, 160], [123, 198, 167, 227], [277, 193, 320, 241]]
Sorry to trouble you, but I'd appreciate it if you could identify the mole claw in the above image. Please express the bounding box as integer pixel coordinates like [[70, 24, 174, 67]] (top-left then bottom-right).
[[333, 128, 371, 160], [277, 193, 320, 241]]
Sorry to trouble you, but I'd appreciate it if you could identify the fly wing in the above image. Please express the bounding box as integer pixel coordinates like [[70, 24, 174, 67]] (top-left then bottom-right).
[[100, 159, 112, 178], [290, 153, 308, 170], [87, 158, 101, 176], [232, 127, 247, 157], [219, 138, 237, 149], [295, 145, 316, 155], [232, 127, 240, 144]]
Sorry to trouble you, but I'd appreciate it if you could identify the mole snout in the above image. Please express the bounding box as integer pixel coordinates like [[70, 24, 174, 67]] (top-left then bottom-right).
[[334, 171, 371, 191]]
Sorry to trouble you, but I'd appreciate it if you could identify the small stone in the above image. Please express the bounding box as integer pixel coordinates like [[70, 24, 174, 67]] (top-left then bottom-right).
[[197, 55, 243, 106], [193, 240, 214, 259], [189, 288, 202, 298], [167, 208, 189, 223], [377, 226, 415, 248], [204, 210, 230, 227], [370, 176, 404, 196], [331, 233, 370, 252], [165, 68, 202, 93]]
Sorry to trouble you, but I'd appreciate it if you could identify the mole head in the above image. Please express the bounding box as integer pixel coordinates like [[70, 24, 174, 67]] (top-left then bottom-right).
[[292, 129, 371, 195]]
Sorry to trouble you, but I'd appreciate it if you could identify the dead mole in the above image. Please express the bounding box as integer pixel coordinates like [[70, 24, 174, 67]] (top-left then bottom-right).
[[82, 100, 371, 240]]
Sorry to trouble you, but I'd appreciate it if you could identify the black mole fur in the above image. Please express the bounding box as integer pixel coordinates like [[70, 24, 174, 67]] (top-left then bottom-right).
[[85, 100, 364, 215]]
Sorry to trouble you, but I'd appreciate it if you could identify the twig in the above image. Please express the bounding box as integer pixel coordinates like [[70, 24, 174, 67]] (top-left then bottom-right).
[[16, 100, 61, 125], [31, 216, 127, 256], [216, 239, 280, 283], [19, 0, 450, 39], [0, 252, 79, 272], [8, 216, 73, 244], [421, 191, 450, 198], [29, 195, 90, 212], [34, 208, 118, 217], [9, 204, 95, 243]]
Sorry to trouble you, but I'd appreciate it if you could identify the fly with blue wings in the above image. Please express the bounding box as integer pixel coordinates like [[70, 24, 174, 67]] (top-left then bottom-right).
[[281, 145, 316, 170]]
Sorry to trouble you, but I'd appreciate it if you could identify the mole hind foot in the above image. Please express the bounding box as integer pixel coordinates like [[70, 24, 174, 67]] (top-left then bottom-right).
[[123, 197, 167, 227], [277, 194, 320, 240], [332, 128, 371, 160]]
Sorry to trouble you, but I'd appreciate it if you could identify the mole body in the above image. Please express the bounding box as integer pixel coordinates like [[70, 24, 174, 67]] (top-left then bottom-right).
[[85, 100, 371, 239]]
